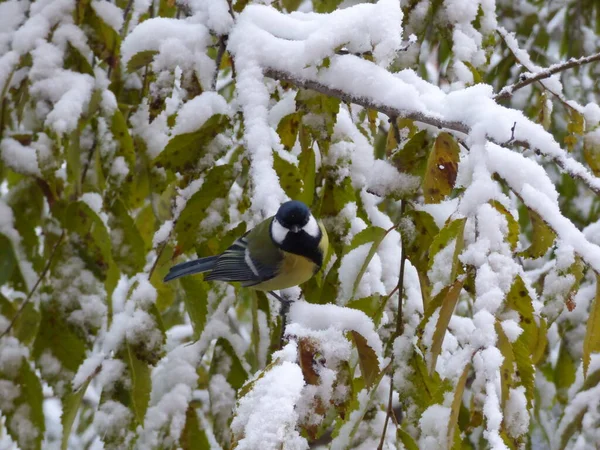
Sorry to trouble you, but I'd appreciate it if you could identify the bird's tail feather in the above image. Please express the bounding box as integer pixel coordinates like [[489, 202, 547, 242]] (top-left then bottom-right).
[[164, 256, 218, 282]]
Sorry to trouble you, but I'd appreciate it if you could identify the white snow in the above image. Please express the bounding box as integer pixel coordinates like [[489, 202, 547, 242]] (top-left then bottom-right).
[[231, 359, 307, 450]]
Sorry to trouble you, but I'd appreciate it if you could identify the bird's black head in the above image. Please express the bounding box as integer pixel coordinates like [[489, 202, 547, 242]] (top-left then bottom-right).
[[275, 200, 310, 232]]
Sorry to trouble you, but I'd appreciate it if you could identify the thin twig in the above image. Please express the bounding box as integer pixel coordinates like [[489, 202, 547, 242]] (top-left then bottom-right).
[[213, 36, 228, 91], [0, 231, 66, 339], [80, 137, 97, 189], [378, 201, 407, 450], [495, 50, 600, 100]]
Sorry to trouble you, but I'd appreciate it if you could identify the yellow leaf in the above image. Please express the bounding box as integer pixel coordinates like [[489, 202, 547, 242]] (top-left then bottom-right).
[[423, 132, 460, 204], [583, 273, 600, 377]]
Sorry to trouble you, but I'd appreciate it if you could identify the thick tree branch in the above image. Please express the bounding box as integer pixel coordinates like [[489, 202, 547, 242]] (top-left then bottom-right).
[[263, 68, 470, 135]]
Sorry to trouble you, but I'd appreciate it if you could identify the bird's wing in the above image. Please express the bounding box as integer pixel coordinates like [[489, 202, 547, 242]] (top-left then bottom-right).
[[205, 218, 282, 286]]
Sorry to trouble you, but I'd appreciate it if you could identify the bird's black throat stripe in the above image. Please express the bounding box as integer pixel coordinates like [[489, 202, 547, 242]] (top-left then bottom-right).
[[278, 229, 323, 268]]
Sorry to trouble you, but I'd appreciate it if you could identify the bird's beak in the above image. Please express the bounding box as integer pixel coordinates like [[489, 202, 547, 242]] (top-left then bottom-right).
[[290, 225, 300, 233]]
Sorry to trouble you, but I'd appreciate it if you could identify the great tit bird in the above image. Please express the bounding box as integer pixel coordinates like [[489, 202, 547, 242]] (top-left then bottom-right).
[[164, 201, 329, 295]]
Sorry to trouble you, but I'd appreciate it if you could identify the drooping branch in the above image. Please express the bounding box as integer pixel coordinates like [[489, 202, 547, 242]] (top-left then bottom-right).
[[263, 67, 600, 197]]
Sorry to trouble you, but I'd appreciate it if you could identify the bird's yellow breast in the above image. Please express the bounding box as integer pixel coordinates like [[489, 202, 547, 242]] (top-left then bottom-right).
[[250, 252, 317, 291]]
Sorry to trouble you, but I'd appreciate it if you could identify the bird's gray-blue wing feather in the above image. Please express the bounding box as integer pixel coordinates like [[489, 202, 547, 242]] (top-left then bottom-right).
[[205, 235, 280, 286]]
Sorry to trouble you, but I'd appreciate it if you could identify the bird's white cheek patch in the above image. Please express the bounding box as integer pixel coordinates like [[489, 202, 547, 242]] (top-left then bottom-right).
[[271, 219, 288, 244], [303, 215, 320, 238]]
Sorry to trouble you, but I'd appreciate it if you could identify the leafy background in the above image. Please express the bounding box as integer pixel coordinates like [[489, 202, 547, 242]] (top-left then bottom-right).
[[0, 0, 600, 449]]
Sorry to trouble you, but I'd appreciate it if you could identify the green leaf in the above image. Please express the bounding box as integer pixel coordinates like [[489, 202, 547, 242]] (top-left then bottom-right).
[[111, 107, 135, 167], [428, 217, 467, 282], [429, 277, 464, 373], [350, 330, 380, 388], [403, 209, 439, 276], [490, 200, 519, 251], [391, 129, 429, 178], [211, 338, 248, 390], [398, 428, 419, 450], [583, 273, 600, 377], [180, 406, 211, 450], [5, 358, 45, 450], [65, 200, 114, 278], [447, 362, 470, 446], [514, 335, 535, 408], [61, 378, 91, 450], [277, 112, 301, 149], [273, 151, 302, 199], [495, 321, 515, 409], [423, 132, 460, 204], [350, 227, 387, 299], [109, 199, 146, 275], [126, 343, 152, 423], [33, 302, 87, 374], [518, 208, 556, 259], [179, 276, 209, 340], [174, 165, 235, 250], [126, 50, 158, 73], [297, 148, 316, 206], [154, 114, 229, 172], [0, 234, 17, 286]]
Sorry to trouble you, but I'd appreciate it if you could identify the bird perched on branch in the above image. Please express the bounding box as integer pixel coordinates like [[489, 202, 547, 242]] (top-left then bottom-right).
[[164, 200, 328, 300]]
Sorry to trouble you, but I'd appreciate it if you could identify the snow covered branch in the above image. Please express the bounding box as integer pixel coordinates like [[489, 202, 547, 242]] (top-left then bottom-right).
[[495, 46, 600, 100]]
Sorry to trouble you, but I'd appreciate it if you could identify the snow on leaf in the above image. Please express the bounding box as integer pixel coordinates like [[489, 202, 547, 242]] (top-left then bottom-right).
[[154, 114, 230, 172], [428, 217, 466, 282], [178, 276, 209, 341], [429, 277, 464, 374], [518, 207, 556, 259]]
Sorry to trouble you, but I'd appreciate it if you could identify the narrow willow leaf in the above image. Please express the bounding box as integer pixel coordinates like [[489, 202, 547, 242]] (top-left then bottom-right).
[[351, 227, 387, 299], [518, 208, 556, 259], [398, 428, 419, 450], [513, 336, 535, 408], [558, 408, 586, 450], [273, 151, 302, 199], [391, 129, 429, 177], [211, 338, 248, 390], [447, 362, 470, 447], [154, 114, 229, 172], [428, 217, 467, 281], [297, 147, 316, 206], [33, 302, 87, 374], [126, 50, 158, 72], [350, 330, 380, 388], [0, 234, 17, 286], [429, 277, 464, 373], [423, 132, 460, 204], [495, 322, 515, 409], [403, 209, 439, 276], [583, 273, 600, 377], [61, 378, 91, 450], [11, 358, 45, 450], [490, 200, 519, 251], [126, 344, 152, 424], [175, 165, 234, 250], [65, 201, 114, 278], [180, 406, 210, 450], [179, 276, 209, 340], [109, 199, 146, 275]]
